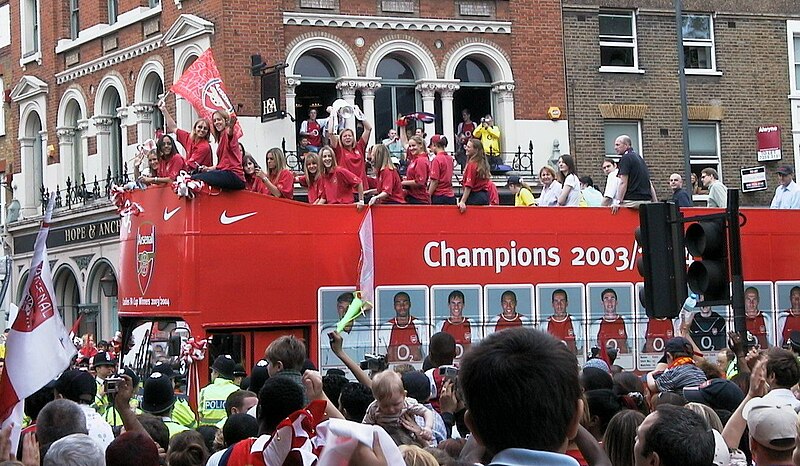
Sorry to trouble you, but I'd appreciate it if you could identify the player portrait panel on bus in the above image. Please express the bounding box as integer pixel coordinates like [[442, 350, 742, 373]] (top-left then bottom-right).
[[482, 285, 534, 337], [375, 286, 430, 368], [318, 287, 376, 375], [743, 281, 775, 349], [587, 283, 635, 371], [775, 281, 800, 347], [535, 283, 586, 363], [634, 282, 677, 371], [430, 285, 482, 362], [687, 292, 728, 358]]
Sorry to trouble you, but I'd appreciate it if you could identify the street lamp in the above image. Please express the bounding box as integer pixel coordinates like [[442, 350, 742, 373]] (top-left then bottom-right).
[[99, 270, 118, 297]]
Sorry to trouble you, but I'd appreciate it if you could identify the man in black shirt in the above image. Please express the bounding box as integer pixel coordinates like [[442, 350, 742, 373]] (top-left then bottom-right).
[[611, 135, 657, 213]]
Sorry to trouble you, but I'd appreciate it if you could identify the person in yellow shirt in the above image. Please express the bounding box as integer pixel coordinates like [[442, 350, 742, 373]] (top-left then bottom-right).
[[198, 355, 239, 426], [507, 176, 535, 206], [472, 114, 501, 161]]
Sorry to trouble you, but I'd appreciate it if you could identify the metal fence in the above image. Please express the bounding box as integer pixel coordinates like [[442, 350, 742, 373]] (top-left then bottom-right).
[[37, 140, 540, 214]]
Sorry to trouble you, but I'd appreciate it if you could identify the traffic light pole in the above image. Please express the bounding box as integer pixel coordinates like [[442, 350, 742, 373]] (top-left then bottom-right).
[[727, 189, 747, 337]]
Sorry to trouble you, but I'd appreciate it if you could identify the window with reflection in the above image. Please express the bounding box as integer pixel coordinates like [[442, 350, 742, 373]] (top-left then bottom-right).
[[375, 55, 419, 140]]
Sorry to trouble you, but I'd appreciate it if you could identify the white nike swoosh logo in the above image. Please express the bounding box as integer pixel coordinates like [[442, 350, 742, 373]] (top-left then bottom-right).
[[220, 210, 257, 225], [163, 207, 181, 221]]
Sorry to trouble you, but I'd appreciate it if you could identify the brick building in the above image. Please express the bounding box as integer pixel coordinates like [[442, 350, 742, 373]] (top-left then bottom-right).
[[0, 0, 568, 335], [563, 0, 800, 206]]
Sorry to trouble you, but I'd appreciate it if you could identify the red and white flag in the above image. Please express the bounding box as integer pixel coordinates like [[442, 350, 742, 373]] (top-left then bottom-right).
[[170, 48, 242, 137], [0, 195, 76, 447], [357, 210, 375, 307]]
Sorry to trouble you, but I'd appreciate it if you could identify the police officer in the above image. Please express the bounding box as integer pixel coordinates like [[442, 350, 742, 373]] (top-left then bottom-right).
[[198, 354, 239, 426], [152, 362, 197, 428], [90, 351, 117, 415], [141, 371, 189, 438]]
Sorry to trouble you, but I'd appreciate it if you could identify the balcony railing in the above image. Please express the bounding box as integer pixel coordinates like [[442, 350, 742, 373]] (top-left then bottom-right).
[[39, 165, 128, 215], [36, 140, 540, 215]]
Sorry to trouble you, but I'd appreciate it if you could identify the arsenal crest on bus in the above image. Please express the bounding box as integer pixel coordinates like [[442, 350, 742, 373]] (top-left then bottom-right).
[[136, 223, 156, 295]]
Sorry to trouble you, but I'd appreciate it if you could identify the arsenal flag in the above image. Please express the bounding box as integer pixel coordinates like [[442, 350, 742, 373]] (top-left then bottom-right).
[[357, 210, 375, 307], [0, 195, 76, 448], [170, 48, 242, 137]]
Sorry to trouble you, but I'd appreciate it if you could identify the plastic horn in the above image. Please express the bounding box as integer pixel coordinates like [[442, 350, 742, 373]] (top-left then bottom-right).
[[336, 291, 364, 333]]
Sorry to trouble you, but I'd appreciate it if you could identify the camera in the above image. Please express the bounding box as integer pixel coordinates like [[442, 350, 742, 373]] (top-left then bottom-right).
[[359, 354, 388, 372], [438, 365, 458, 381], [104, 376, 124, 395]]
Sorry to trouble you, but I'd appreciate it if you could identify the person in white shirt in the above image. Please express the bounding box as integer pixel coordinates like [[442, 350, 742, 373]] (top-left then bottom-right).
[[601, 158, 619, 207], [770, 165, 800, 209]]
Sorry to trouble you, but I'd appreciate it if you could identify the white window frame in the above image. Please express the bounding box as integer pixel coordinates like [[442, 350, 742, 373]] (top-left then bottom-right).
[[0, 76, 5, 137], [108, 0, 118, 25], [0, 4, 10, 49], [19, 0, 41, 65], [790, 33, 800, 94], [688, 122, 721, 200], [603, 120, 643, 160], [69, 0, 79, 40], [598, 10, 644, 74], [682, 13, 720, 75]]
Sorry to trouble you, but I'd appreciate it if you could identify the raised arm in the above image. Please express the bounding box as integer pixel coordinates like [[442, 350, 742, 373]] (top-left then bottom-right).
[[360, 115, 373, 145], [158, 97, 178, 134]]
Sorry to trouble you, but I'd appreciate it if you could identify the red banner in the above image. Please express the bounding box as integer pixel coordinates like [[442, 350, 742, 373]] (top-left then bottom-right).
[[171, 48, 242, 137]]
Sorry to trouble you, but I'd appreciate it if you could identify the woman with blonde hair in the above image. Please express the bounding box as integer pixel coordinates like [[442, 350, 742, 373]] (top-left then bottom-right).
[[537, 165, 562, 206], [330, 116, 373, 189], [367, 144, 406, 205], [399, 445, 439, 466], [400, 135, 430, 204], [261, 147, 294, 199], [191, 109, 245, 190], [318, 145, 365, 206], [457, 138, 492, 213], [159, 98, 212, 171], [296, 152, 325, 204]]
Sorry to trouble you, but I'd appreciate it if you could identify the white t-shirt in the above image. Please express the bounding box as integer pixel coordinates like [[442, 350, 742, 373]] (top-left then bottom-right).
[[604, 169, 619, 200], [562, 174, 581, 206]]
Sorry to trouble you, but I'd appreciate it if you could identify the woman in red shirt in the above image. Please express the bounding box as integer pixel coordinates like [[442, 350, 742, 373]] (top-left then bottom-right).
[[159, 98, 212, 172], [142, 134, 185, 185], [367, 144, 405, 205], [296, 152, 325, 204], [262, 148, 294, 199], [457, 138, 492, 213], [191, 110, 245, 190], [427, 135, 455, 205], [242, 154, 268, 195], [401, 136, 431, 204], [330, 116, 372, 189], [318, 146, 364, 206]]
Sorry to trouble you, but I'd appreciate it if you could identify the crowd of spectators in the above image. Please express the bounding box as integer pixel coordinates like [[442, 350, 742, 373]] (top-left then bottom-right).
[[2, 315, 800, 465]]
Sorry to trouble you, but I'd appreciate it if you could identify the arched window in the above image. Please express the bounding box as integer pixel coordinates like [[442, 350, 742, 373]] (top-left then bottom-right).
[[142, 72, 164, 137], [375, 55, 419, 141], [64, 99, 83, 182], [294, 53, 338, 148], [295, 54, 335, 79], [453, 57, 494, 142], [100, 88, 123, 177]]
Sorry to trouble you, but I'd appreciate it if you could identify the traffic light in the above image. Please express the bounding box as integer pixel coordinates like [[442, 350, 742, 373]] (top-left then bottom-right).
[[636, 202, 687, 318], [685, 219, 730, 303]]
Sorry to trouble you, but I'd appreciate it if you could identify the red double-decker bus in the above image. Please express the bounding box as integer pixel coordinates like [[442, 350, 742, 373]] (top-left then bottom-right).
[[117, 186, 800, 389]]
